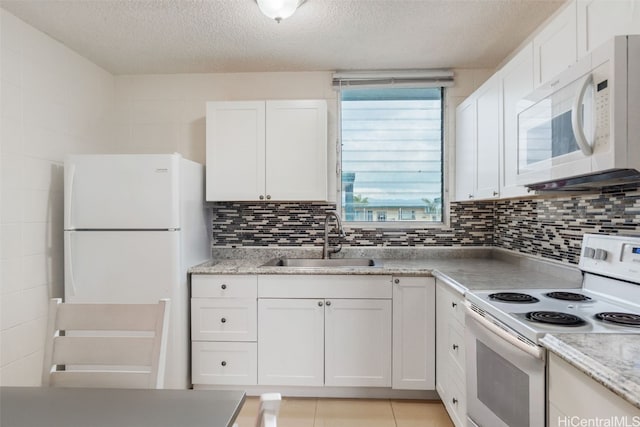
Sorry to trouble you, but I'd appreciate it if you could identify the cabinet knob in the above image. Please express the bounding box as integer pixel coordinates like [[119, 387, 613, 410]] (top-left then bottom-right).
[[221, 284, 227, 290], [221, 361, 227, 367], [266, 195, 271, 200], [394, 278, 400, 284], [468, 194, 474, 199], [326, 300, 332, 306], [493, 191, 499, 196], [452, 302, 457, 308], [259, 195, 265, 200], [221, 317, 227, 323], [318, 301, 324, 307], [452, 344, 459, 350], [452, 398, 458, 405]]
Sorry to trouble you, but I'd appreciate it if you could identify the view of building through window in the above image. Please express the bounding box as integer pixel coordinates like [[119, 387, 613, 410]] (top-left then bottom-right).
[[340, 88, 444, 223]]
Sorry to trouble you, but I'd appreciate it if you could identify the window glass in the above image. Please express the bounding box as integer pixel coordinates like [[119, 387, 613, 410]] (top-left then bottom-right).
[[340, 88, 443, 223]]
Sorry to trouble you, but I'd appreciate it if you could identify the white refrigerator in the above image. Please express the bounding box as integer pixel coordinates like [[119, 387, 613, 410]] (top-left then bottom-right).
[[63, 154, 210, 389]]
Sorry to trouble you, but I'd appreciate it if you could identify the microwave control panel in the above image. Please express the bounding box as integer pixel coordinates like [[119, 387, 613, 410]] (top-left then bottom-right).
[[593, 61, 611, 150]]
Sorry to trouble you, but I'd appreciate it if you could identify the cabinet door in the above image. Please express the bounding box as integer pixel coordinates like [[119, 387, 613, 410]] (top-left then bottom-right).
[[257, 298, 324, 387], [265, 100, 328, 201], [205, 101, 266, 201], [392, 276, 435, 390], [577, 0, 640, 57], [533, 1, 577, 87], [475, 75, 501, 199], [454, 97, 476, 201], [548, 353, 640, 425], [324, 299, 392, 387], [500, 42, 534, 198]]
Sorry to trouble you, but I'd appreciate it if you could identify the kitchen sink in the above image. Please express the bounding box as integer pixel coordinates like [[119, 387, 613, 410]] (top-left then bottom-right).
[[260, 257, 382, 268]]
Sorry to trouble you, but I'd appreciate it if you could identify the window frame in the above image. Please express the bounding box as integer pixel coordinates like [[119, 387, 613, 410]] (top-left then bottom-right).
[[336, 87, 450, 229]]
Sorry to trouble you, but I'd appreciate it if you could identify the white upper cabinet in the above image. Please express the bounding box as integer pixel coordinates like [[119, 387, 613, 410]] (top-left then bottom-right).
[[454, 97, 476, 201], [454, 75, 500, 201], [499, 42, 534, 198], [265, 100, 328, 201], [206, 100, 327, 202], [206, 101, 266, 201], [474, 74, 501, 199], [577, 0, 640, 57], [533, 1, 578, 87]]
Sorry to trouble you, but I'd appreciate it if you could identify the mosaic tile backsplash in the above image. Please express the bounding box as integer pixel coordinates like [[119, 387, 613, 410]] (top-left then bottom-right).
[[209, 185, 640, 265]]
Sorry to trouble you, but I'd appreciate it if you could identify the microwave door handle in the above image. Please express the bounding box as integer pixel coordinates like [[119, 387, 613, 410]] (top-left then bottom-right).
[[571, 73, 594, 156]]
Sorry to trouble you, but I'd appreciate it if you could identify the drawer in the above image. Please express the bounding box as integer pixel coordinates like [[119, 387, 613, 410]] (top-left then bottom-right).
[[192, 275, 257, 298], [449, 294, 465, 326], [192, 341, 257, 385], [191, 298, 257, 341], [437, 281, 465, 325], [447, 372, 466, 427], [258, 274, 392, 299], [447, 322, 465, 372]]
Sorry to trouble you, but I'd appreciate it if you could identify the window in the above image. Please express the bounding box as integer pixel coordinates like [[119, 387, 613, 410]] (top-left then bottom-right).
[[340, 87, 444, 224]]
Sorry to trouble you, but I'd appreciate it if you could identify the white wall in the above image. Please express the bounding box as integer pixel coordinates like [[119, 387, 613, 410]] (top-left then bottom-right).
[[0, 9, 116, 385]]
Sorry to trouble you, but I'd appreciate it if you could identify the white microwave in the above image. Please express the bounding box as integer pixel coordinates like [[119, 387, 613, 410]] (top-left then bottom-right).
[[516, 35, 640, 191]]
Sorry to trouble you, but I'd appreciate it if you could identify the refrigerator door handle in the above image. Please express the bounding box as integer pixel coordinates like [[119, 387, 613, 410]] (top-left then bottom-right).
[[65, 233, 76, 298], [65, 163, 76, 229]]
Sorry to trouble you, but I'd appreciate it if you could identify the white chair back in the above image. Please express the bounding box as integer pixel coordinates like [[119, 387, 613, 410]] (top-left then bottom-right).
[[255, 393, 281, 427], [42, 298, 170, 389]]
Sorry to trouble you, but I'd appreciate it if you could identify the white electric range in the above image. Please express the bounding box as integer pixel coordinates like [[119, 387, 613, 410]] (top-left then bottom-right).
[[464, 233, 640, 427]]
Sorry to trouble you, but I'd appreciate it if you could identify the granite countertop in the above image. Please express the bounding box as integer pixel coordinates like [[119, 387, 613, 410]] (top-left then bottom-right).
[[189, 246, 583, 292], [190, 246, 640, 408], [541, 334, 640, 409]]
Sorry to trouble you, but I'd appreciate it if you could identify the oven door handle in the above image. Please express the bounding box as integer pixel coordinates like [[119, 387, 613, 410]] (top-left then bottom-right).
[[465, 304, 544, 360]]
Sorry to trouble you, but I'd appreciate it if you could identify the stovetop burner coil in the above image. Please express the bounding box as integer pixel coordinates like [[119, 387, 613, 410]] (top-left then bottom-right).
[[595, 312, 640, 327], [489, 292, 540, 303], [544, 291, 592, 302], [525, 311, 586, 326]]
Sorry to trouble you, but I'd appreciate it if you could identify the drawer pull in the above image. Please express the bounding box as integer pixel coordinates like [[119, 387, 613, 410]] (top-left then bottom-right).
[[451, 302, 457, 308], [318, 301, 324, 307], [452, 397, 458, 405], [221, 317, 227, 323], [326, 300, 332, 306], [452, 344, 459, 350], [394, 279, 400, 284], [221, 284, 227, 290], [221, 361, 227, 367]]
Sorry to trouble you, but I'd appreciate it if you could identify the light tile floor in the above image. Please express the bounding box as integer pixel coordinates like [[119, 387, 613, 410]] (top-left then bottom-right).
[[234, 397, 454, 427]]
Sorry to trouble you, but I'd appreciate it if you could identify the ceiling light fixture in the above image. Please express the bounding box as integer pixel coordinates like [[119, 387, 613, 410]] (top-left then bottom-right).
[[256, 0, 306, 23]]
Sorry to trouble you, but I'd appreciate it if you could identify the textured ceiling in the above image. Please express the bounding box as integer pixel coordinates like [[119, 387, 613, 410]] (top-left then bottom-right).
[[0, 0, 566, 75]]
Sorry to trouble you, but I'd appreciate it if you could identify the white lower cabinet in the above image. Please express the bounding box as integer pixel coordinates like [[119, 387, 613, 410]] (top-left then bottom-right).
[[324, 298, 392, 387], [435, 279, 466, 427], [192, 273, 435, 393], [547, 352, 640, 426], [257, 298, 325, 387], [257, 274, 393, 388], [191, 275, 258, 386], [392, 276, 436, 390], [192, 341, 257, 386]]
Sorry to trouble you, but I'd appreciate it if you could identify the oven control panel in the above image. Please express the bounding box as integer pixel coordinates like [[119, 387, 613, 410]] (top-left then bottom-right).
[[580, 234, 640, 283]]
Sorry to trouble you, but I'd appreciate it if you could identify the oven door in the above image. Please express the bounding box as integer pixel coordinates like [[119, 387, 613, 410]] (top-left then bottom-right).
[[465, 306, 546, 427]]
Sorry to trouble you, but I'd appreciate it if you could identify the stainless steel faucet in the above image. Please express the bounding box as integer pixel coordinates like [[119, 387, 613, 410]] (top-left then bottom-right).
[[323, 211, 346, 259]]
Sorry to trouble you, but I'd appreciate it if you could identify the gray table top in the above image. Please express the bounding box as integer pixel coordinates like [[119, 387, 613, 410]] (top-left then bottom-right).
[[0, 387, 246, 427]]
